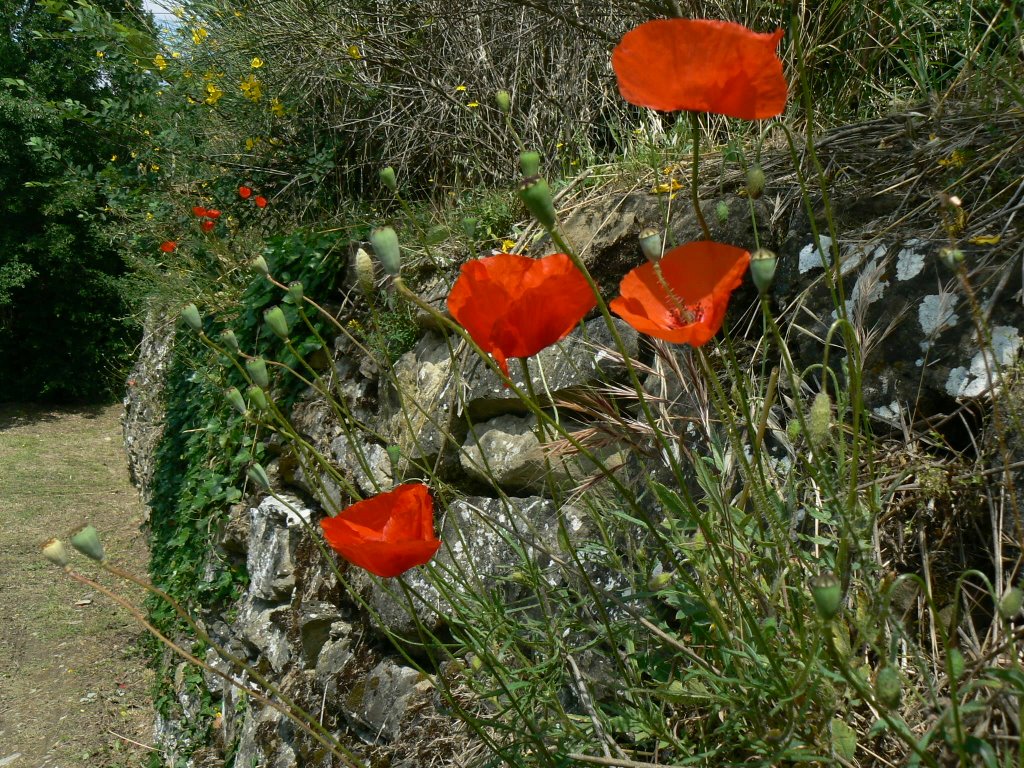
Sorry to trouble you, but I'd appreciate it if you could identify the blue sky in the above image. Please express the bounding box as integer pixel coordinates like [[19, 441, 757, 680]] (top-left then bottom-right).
[[142, 0, 178, 26]]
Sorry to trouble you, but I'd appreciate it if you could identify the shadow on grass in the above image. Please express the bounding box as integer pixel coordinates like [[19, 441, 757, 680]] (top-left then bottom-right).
[[0, 402, 111, 430]]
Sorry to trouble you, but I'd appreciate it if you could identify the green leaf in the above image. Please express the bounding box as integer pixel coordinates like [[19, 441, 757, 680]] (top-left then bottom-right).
[[830, 718, 857, 761]]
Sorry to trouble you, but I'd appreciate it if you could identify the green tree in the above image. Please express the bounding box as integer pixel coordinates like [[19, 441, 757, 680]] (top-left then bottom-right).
[[0, 0, 147, 402]]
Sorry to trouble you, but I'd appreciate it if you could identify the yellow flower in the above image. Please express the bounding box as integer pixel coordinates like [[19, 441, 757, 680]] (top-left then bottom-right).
[[268, 137, 282, 147], [245, 136, 261, 150], [346, 44, 361, 59], [145, 212, 154, 220], [153, 54, 167, 70], [130, 150, 137, 158], [270, 97, 285, 117], [96, 50, 105, 58], [250, 57, 264, 68], [171, 51, 181, 58], [240, 74, 262, 102], [202, 70, 222, 81], [191, 27, 208, 45], [183, 69, 193, 78], [466, 101, 479, 108], [500, 239, 516, 253], [143, 129, 150, 136], [150, 164, 160, 171], [110, 154, 117, 161], [204, 83, 224, 105], [172, 5, 184, 18], [455, 85, 467, 92]]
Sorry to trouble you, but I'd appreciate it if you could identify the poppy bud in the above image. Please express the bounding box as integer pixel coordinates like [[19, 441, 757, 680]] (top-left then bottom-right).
[[746, 164, 766, 199], [939, 246, 965, 269], [370, 226, 402, 276], [519, 151, 541, 178], [238, 185, 253, 199], [42, 537, 69, 568], [264, 306, 290, 340], [247, 462, 271, 490], [998, 586, 1023, 619], [638, 227, 663, 263], [221, 329, 239, 353], [874, 666, 901, 708], [69, 524, 105, 562], [181, 303, 202, 332], [948, 647, 965, 680], [715, 200, 729, 224], [386, 445, 401, 473], [750, 248, 777, 295], [379, 166, 397, 193], [355, 248, 375, 296], [518, 176, 556, 231], [246, 357, 270, 389], [288, 281, 304, 305], [225, 386, 247, 415], [810, 571, 842, 620], [461, 217, 478, 240], [253, 255, 269, 275], [495, 90, 511, 114], [808, 391, 832, 447], [246, 385, 268, 411]]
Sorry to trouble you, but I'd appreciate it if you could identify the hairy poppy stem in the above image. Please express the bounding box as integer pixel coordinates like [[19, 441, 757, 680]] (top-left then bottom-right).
[[689, 111, 711, 240]]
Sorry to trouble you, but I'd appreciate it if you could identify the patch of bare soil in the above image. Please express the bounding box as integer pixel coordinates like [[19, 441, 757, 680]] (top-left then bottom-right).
[[0, 404, 154, 767]]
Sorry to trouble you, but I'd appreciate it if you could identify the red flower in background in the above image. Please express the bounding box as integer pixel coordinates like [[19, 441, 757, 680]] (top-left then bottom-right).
[[206, 208, 222, 219], [159, 241, 177, 253], [612, 19, 787, 120], [239, 185, 253, 199], [192, 206, 208, 218], [320, 483, 441, 578], [254, 195, 267, 208], [447, 252, 596, 377], [610, 241, 750, 345], [200, 219, 215, 232]]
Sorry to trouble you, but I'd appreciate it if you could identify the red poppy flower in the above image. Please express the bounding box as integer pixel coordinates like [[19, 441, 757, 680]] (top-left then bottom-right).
[[447, 252, 597, 376], [159, 240, 176, 253], [192, 206, 208, 218], [612, 19, 787, 120], [610, 241, 750, 345], [254, 195, 267, 208], [200, 219, 215, 232], [320, 483, 441, 578], [206, 208, 222, 219], [238, 185, 253, 199]]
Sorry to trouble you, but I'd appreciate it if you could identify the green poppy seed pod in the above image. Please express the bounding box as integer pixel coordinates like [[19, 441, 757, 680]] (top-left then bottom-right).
[[246, 385, 268, 411], [386, 445, 401, 473], [810, 571, 842, 620], [379, 166, 397, 193], [181, 303, 202, 333], [715, 200, 730, 224], [221, 329, 239, 353], [41, 537, 69, 568], [247, 462, 271, 490], [874, 666, 901, 708], [638, 227, 663, 263], [750, 248, 777, 295], [288, 281, 303, 305], [252, 255, 270, 275], [518, 176, 556, 231], [746, 164, 766, 199], [264, 306, 290, 340], [225, 386, 247, 415], [808, 391, 832, 447], [998, 586, 1023, 619], [939, 246, 965, 269], [69, 524, 105, 562], [495, 90, 511, 114], [246, 357, 270, 389], [354, 247, 376, 296], [647, 570, 674, 591], [519, 150, 541, 178], [461, 216, 478, 240], [370, 226, 402, 276], [948, 647, 965, 680]]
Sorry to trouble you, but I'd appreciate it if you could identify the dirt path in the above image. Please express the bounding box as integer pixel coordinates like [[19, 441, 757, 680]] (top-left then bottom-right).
[[0, 404, 154, 767]]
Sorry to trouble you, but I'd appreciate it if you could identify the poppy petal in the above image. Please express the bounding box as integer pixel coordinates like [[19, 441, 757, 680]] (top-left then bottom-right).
[[447, 253, 596, 375], [612, 19, 787, 120], [320, 483, 440, 578], [610, 241, 749, 345]]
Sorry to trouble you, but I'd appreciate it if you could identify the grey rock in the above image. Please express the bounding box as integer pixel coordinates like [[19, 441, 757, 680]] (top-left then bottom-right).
[[235, 597, 292, 673], [460, 414, 545, 493], [330, 434, 393, 496], [248, 496, 312, 601], [298, 601, 343, 666], [345, 660, 431, 742], [314, 621, 354, 688]]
